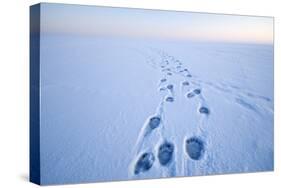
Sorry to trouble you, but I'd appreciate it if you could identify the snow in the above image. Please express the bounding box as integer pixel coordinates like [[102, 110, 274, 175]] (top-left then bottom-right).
[[39, 35, 273, 185]]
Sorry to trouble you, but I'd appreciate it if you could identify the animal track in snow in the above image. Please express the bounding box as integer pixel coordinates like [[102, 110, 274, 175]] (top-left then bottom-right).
[[199, 107, 210, 115], [235, 98, 259, 113], [182, 81, 189, 86], [167, 84, 174, 90], [160, 78, 167, 83], [159, 87, 166, 92], [148, 116, 161, 130], [186, 92, 195, 98], [165, 96, 175, 102], [158, 141, 174, 166], [134, 152, 155, 175], [193, 89, 201, 95], [186, 89, 201, 98], [185, 137, 205, 160], [176, 65, 182, 69]]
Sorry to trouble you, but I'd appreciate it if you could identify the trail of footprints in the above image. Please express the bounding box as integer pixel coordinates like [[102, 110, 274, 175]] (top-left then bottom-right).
[[192, 79, 272, 114], [132, 47, 272, 177], [131, 49, 210, 177]]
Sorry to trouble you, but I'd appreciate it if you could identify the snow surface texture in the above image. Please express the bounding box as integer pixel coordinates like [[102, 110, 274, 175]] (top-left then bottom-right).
[[40, 36, 273, 185]]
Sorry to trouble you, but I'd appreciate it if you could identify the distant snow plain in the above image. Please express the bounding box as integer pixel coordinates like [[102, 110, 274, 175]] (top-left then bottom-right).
[[39, 35, 273, 185]]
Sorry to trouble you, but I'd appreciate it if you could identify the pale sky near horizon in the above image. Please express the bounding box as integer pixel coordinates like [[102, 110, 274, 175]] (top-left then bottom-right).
[[40, 3, 274, 44]]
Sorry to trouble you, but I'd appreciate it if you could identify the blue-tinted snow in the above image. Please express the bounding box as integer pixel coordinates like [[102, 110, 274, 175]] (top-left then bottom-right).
[[39, 35, 273, 184]]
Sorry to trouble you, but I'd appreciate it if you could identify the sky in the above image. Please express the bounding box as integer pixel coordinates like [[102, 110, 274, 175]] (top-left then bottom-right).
[[40, 3, 274, 44]]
